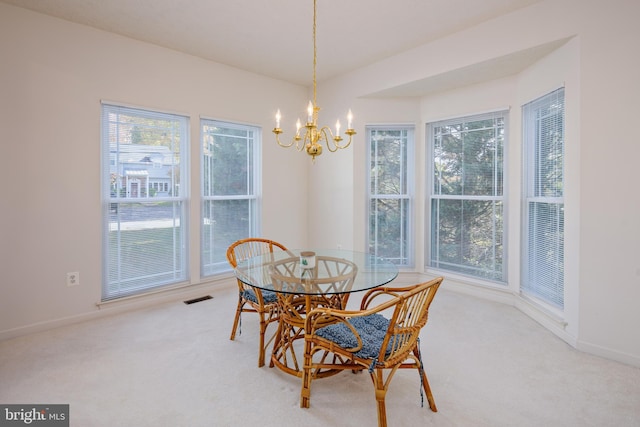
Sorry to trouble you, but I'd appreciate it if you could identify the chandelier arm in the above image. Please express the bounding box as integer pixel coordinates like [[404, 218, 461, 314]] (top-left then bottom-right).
[[296, 134, 306, 152], [318, 126, 355, 152], [280, 134, 307, 153], [338, 133, 354, 150], [274, 132, 296, 148], [319, 127, 338, 152], [335, 129, 355, 150], [314, 127, 331, 152]]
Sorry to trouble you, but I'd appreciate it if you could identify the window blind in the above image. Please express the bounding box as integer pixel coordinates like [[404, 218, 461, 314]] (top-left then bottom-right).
[[522, 88, 565, 308], [428, 111, 507, 282], [367, 126, 413, 266], [200, 119, 260, 276], [101, 104, 189, 301]]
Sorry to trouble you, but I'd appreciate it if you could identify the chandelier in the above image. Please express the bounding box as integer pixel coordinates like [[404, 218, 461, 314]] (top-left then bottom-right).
[[273, 0, 356, 161]]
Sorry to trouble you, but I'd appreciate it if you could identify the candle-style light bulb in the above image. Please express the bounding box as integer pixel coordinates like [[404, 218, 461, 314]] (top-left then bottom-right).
[[347, 109, 353, 129], [307, 101, 314, 123], [335, 119, 341, 136], [296, 119, 301, 133], [275, 109, 281, 128]]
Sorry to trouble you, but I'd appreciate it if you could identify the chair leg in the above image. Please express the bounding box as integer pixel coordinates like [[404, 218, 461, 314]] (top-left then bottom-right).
[[420, 366, 438, 412], [257, 313, 268, 367], [414, 345, 437, 412], [229, 296, 243, 341], [372, 369, 388, 427], [300, 338, 313, 408], [269, 316, 283, 368]]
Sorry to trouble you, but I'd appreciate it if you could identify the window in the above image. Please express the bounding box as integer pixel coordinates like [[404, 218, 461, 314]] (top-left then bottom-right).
[[101, 104, 189, 301], [367, 126, 413, 266], [201, 119, 260, 276], [522, 88, 565, 308], [428, 111, 506, 281]]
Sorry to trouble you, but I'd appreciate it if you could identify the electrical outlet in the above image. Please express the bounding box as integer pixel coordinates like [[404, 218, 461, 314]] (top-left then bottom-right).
[[66, 272, 80, 287]]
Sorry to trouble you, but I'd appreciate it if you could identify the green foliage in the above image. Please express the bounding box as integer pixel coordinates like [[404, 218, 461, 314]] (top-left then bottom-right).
[[202, 125, 253, 197], [431, 116, 505, 280], [129, 118, 181, 149], [369, 129, 410, 264]]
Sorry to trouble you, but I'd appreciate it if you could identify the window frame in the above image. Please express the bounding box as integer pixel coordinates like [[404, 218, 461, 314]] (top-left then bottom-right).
[[521, 88, 565, 309], [200, 118, 261, 277], [366, 125, 415, 267], [426, 110, 508, 283], [101, 102, 190, 301]]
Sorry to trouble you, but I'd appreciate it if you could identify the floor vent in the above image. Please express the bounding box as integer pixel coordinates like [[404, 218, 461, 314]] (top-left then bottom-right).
[[184, 295, 213, 305]]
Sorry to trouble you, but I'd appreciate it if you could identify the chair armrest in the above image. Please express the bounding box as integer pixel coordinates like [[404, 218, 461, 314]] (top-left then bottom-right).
[[305, 307, 365, 353], [359, 284, 420, 310], [305, 306, 371, 334], [306, 302, 393, 329]]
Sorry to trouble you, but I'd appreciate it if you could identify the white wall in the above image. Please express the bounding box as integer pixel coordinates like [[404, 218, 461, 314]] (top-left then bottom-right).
[[0, 3, 308, 337], [575, 0, 640, 364], [313, 0, 640, 366]]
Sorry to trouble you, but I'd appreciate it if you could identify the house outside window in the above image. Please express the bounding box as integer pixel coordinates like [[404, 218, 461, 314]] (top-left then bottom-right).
[[428, 111, 507, 282], [101, 103, 189, 301], [522, 88, 565, 308], [201, 119, 260, 276], [367, 126, 414, 266]]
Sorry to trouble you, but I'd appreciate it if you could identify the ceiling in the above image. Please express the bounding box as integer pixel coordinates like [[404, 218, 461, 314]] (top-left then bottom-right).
[[2, 0, 543, 88]]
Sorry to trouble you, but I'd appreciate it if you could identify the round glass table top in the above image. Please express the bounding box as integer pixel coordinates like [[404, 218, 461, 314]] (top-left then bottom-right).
[[234, 249, 399, 295]]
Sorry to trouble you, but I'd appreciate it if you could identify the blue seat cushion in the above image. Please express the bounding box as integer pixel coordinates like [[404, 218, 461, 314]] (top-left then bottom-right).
[[241, 287, 278, 304], [315, 313, 392, 359]]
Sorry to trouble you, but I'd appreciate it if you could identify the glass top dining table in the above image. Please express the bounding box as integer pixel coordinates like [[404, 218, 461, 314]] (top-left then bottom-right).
[[234, 248, 399, 377], [234, 248, 399, 295]]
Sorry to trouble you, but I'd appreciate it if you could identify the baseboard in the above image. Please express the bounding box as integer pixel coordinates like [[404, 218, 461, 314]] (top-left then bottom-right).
[[0, 278, 235, 342], [430, 272, 515, 306], [577, 340, 640, 368], [417, 271, 640, 368], [417, 271, 579, 348], [514, 296, 577, 347]]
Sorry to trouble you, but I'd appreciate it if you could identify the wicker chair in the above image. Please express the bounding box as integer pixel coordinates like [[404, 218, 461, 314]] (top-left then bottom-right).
[[227, 238, 288, 367], [300, 277, 443, 427]]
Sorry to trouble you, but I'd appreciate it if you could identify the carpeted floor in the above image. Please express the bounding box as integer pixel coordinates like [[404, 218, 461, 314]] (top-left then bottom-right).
[[1, 284, 639, 426]]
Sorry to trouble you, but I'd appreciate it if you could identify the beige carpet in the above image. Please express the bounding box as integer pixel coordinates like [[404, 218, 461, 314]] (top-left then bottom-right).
[[1, 284, 639, 427]]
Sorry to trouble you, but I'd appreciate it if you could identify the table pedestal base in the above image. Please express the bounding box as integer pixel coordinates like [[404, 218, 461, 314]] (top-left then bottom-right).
[[270, 293, 349, 378]]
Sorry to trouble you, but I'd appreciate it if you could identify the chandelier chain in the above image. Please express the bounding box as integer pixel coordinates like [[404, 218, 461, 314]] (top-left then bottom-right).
[[312, 0, 317, 108]]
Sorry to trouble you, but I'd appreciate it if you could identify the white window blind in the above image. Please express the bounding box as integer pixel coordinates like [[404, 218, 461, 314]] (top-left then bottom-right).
[[367, 126, 413, 266], [522, 88, 565, 308], [429, 111, 507, 282], [101, 104, 189, 301], [201, 119, 260, 276]]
